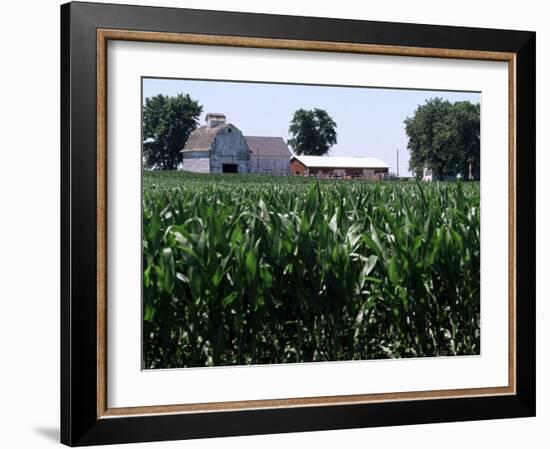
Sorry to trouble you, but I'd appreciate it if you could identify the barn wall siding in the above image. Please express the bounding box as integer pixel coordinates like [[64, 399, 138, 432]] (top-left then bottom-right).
[[290, 159, 307, 175], [364, 168, 375, 180], [182, 157, 210, 173], [210, 127, 250, 173], [251, 157, 290, 175]]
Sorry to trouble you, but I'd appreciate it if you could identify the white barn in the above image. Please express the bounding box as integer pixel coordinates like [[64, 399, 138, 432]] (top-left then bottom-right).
[[245, 136, 291, 175], [181, 113, 292, 175]]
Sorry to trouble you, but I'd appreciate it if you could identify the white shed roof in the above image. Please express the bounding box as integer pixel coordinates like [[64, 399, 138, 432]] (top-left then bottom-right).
[[292, 155, 389, 169]]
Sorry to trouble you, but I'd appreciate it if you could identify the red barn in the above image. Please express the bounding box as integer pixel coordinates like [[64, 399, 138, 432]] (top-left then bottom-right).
[[290, 155, 389, 180]]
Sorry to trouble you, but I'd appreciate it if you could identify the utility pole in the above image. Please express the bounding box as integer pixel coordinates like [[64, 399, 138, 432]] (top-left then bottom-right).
[[396, 148, 399, 178]]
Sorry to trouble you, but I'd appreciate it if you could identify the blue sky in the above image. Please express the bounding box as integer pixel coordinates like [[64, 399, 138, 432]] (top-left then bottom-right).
[[143, 78, 480, 176]]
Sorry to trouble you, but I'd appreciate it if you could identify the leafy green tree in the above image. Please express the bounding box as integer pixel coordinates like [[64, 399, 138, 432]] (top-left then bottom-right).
[[288, 108, 337, 156], [445, 101, 481, 179], [404, 98, 480, 180], [143, 93, 203, 170]]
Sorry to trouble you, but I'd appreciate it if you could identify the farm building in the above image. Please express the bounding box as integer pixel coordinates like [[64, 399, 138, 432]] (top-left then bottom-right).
[[290, 155, 389, 180], [181, 113, 291, 175], [181, 113, 250, 173], [245, 136, 291, 175]]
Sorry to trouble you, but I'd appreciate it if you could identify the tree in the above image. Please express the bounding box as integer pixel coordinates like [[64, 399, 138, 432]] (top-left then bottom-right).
[[288, 108, 337, 156], [404, 98, 480, 180], [445, 101, 481, 179], [142, 93, 203, 170]]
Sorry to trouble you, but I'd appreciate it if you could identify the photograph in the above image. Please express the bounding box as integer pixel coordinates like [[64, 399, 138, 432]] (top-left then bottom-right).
[[141, 78, 481, 370]]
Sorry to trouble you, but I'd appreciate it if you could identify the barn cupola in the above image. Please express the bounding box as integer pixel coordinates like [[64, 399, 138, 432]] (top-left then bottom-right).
[[206, 113, 226, 128]]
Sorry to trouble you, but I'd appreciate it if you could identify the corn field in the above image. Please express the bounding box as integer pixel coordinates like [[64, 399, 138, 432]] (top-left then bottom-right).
[[143, 172, 480, 369]]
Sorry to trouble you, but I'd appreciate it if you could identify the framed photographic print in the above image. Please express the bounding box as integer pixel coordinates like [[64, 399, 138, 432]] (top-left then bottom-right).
[[60, 1, 536, 446]]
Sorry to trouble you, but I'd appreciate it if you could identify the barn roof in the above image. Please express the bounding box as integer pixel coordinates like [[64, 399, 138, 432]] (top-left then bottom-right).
[[245, 136, 291, 158], [182, 124, 233, 152], [291, 155, 389, 169]]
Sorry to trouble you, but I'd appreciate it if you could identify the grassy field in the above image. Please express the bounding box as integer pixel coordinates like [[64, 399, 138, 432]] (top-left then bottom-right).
[[142, 172, 480, 369]]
